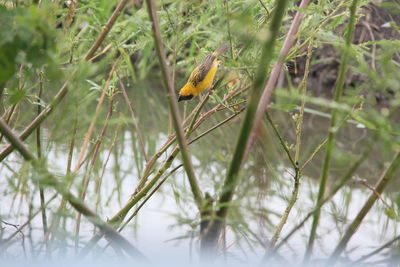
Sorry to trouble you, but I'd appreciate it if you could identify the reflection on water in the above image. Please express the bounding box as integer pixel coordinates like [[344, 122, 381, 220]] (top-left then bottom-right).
[[1, 79, 399, 265], [1, 125, 398, 265]]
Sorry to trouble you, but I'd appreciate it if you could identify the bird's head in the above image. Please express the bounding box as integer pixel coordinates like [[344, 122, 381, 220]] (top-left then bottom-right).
[[178, 83, 195, 102]]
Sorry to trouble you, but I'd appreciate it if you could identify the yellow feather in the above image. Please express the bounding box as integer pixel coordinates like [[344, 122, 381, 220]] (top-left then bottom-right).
[[179, 60, 219, 97]]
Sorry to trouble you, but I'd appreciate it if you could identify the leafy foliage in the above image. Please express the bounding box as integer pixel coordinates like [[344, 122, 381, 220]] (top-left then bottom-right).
[[0, 5, 57, 83]]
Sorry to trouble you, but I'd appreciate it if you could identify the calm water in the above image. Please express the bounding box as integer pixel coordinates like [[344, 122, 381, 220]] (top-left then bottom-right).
[[0, 82, 398, 266]]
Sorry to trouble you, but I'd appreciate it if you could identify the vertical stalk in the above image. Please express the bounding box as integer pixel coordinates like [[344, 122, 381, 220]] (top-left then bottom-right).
[[48, 114, 78, 244], [294, 39, 313, 164], [36, 71, 49, 252], [200, 0, 289, 258], [145, 0, 203, 209], [118, 78, 148, 162], [224, 0, 234, 59], [304, 0, 360, 260]]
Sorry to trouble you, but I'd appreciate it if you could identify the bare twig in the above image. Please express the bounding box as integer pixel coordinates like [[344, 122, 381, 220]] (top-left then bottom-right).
[[2, 194, 58, 247]]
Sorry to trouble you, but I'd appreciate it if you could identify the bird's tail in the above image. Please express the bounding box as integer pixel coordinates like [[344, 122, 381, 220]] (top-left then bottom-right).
[[212, 43, 230, 57]]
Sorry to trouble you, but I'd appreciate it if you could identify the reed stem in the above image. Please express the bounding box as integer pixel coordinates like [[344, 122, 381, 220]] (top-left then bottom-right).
[[304, 0, 360, 260]]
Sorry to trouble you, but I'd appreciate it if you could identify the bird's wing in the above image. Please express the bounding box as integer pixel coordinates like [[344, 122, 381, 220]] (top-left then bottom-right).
[[189, 54, 215, 86]]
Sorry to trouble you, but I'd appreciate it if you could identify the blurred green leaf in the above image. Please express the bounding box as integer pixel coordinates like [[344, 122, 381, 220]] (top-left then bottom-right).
[[0, 5, 56, 83], [385, 207, 397, 220], [8, 89, 26, 105]]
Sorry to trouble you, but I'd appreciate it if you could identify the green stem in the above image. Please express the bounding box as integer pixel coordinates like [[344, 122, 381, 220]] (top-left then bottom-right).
[[304, 0, 360, 260], [224, 0, 234, 59], [200, 0, 290, 258], [36, 71, 49, 252], [265, 111, 296, 168]]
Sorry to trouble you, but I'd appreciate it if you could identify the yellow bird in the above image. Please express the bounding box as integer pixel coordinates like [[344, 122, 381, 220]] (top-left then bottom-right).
[[178, 44, 229, 102]]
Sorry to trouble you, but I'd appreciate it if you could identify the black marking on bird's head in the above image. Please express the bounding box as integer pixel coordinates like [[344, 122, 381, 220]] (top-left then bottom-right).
[[178, 94, 194, 102]]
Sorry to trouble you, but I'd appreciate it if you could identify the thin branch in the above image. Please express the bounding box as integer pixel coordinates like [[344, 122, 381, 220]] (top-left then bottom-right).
[[75, 96, 114, 248], [118, 164, 184, 232], [224, 0, 234, 59], [118, 77, 148, 162], [189, 107, 245, 145], [2, 193, 57, 247]]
